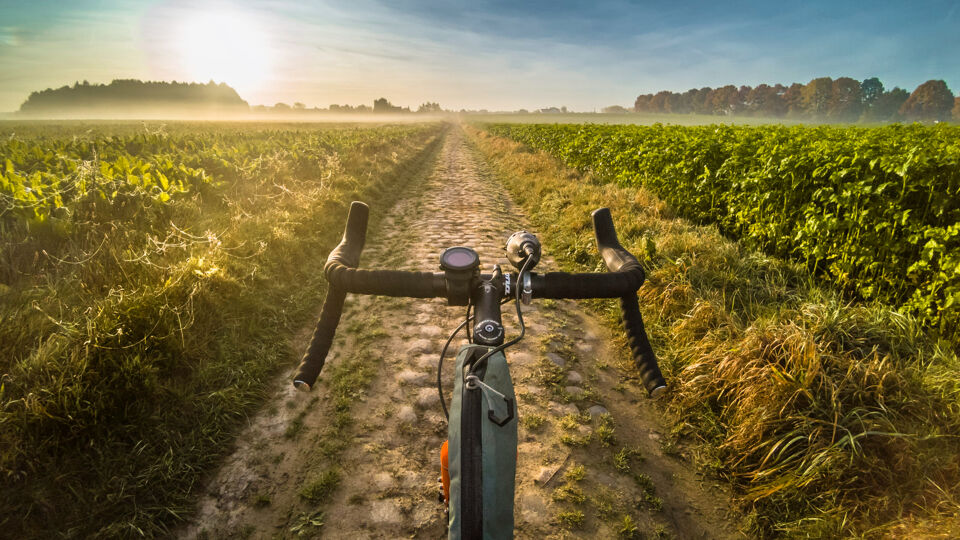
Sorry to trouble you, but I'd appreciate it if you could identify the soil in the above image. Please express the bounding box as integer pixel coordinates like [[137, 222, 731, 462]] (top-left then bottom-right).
[[178, 126, 745, 539]]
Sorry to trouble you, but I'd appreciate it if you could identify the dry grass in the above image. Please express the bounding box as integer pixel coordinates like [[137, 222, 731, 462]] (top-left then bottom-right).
[[467, 125, 960, 538]]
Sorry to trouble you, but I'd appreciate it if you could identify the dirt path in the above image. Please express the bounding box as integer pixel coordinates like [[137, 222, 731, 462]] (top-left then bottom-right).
[[180, 126, 743, 539]]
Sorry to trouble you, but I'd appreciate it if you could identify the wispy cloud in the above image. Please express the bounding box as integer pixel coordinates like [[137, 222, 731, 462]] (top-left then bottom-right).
[[0, 0, 957, 111]]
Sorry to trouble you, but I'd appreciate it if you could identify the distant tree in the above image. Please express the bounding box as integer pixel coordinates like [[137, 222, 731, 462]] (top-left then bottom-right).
[[688, 87, 713, 114], [861, 77, 884, 107], [417, 102, 442, 113], [827, 77, 862, 121], [801, 77, 833, 117], [373, 97, 391, 112], [629, 76, 953, 122], [710, 85, 740, 115], [633, 94, 652, 112], [330, 103, 370, 112], [899, 80, 955, 121], [736, 85, 752, 114], [601, 105, 630, 113], [293, 102, 305, 109], [770, 84, 789, 116], [666, 90, 689, 114], [954, 97, 960, 122], [373, 97, 406, 113], [648, 91, 673, 113], [742, 85, 761, 113], [783, 82, 805, 116], [676, 89, 697, 114], [866, 87, 909, 122], [273, 102, 291, 110], [746, 84, 786, 117], [18, 79, 249, 113]]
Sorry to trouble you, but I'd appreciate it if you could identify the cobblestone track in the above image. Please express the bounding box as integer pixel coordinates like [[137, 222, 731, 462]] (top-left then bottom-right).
[[181, 126, 741, 539]]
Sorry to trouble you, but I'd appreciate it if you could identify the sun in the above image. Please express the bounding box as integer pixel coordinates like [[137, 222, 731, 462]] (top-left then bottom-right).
[[175, 9, 271, 95]]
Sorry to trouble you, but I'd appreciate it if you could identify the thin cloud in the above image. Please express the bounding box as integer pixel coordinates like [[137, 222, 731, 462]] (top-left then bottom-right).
[[0, 0, 957, 111], [314, 45, 416, 62]]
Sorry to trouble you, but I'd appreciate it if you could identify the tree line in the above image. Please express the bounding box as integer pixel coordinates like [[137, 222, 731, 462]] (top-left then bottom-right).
[[634, 78, 959, 122], [257, 98, 444, 114], [19, 80, 249, 112], [16, 81, 448, 115]]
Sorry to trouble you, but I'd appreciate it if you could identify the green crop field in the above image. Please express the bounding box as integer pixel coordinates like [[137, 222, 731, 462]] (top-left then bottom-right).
[[484, 122, 960, 341], [3, 118, 960, 538], [469, 123, 960, 537], [0, 121, 444, 537]]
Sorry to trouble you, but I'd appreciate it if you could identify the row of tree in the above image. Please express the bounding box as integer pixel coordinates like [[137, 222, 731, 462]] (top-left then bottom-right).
[[633, 78, 959, 122], [17, 82, 448, 115], [247, 99, 445, 114], [19, 80, 249, 112]]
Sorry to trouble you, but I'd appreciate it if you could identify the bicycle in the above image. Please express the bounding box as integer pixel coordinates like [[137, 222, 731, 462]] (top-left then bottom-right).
[[294, 201, 666, 539]]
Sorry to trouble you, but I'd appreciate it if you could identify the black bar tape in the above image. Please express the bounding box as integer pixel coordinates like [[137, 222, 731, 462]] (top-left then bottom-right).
[[325, 262, 446, 297], [533, 270, 644, 299], [620, 293, 666, 397], [592, 207, 643, 274], [294, 285, 348, 390], [592, 207, 666, 397], [327, 201, 369, 269], [292, 201, 370, 390]]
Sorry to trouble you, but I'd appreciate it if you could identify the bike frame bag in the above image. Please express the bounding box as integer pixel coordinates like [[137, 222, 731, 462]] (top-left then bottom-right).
[[447, 344, 518, 540]]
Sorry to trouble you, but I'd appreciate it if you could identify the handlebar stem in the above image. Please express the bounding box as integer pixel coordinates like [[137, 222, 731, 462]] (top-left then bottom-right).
[[472, 269, 506, 346]]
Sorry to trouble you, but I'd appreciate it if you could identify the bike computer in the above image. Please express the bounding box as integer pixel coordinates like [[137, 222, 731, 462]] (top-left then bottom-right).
[[440, 247, 480, 305], [440, 246, 480, 272]]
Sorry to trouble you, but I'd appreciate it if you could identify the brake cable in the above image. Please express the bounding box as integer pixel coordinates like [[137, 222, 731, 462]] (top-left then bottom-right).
[[464, 301, 472, 342]]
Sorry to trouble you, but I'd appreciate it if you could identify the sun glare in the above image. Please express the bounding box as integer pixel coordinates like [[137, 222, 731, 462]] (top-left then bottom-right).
[[175, 10, 271, 95]]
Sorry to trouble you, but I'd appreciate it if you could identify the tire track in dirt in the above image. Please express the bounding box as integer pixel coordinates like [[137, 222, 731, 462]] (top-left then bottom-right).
[[180, 125, 743, 539]]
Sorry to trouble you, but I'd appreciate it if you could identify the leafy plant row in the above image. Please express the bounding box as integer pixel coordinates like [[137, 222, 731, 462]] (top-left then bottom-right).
[[469, 125, 960, 538], [485, 122, 960, 339], [0, 126, 426, 227]]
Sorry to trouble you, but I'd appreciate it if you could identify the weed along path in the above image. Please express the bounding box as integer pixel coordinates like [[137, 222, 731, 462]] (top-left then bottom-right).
[[180, 126, 741, 539]]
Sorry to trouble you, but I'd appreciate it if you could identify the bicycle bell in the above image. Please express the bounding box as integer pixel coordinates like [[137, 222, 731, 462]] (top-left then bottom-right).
[[505, 231, 541, 271]]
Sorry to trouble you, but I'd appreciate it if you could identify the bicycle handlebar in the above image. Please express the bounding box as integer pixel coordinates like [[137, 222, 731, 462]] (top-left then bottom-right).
[[591, 208, 666, 397], [326, 199, 368, 270], [592, 207, 641, 274], [293, 201, 368, 390], [294, 201, 666, 397]]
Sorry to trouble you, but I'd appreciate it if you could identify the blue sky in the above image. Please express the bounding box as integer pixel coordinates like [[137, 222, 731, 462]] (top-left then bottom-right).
[[0, 0, 957, 111]]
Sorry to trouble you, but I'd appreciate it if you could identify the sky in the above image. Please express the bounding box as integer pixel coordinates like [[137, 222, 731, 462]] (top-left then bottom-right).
[[0, 0, 958, 112]]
